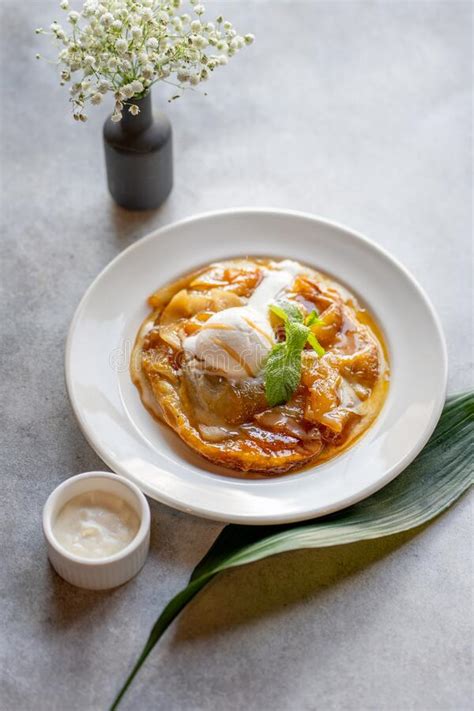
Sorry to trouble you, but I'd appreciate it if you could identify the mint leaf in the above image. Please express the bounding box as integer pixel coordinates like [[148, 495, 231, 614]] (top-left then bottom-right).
[[269, 300, 304, 323], [269, 303, 290, 322], [307, 332, 325, 357], [305, 310, 323, 327], [264, 321, 309, 406], [265, 300, 325, 406]]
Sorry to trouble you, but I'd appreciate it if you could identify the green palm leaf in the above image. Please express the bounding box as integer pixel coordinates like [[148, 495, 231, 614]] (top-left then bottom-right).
[[111, 392, 473, 710]]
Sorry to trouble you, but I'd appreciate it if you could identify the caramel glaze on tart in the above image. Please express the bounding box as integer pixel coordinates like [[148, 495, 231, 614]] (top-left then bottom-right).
[[131, 258, 389, 477]]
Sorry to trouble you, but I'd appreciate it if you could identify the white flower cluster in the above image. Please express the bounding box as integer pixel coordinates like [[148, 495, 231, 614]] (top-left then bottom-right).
[[36, 0, 254, 122]]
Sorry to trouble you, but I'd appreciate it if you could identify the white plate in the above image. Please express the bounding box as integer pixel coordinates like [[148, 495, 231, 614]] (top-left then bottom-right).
[[66, 209, 447, 524]]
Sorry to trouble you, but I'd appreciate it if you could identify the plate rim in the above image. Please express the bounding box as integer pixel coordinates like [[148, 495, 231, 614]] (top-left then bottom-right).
[[65, 207, 448, 523]]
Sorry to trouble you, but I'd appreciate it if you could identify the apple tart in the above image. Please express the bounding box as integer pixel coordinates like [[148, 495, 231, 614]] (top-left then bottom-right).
[[131, 258, 389, 476]]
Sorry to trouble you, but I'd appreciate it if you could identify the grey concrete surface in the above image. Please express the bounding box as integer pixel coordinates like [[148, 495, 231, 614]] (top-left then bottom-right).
[[0, 1, 472, 710]]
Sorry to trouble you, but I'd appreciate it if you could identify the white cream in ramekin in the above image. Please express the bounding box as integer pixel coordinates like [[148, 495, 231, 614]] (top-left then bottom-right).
[[43, 472, 150, 590]]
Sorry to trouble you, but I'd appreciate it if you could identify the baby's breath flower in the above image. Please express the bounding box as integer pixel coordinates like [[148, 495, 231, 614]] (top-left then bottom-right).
[[119, 58, 132, 72], [130, 79, 144, 94], [230, 36, 244, 50], [121, 83, 134, 98], [176, 67, 190, 82], [115, 37, 127, 53], [98, 79, 112, 93], [37, 0, 253, 121], [100, 11, 113, 25], [196, 35, 208, 49]]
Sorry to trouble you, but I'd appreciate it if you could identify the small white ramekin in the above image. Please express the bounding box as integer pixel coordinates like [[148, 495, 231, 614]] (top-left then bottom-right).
[[43, 471, 150, 590]]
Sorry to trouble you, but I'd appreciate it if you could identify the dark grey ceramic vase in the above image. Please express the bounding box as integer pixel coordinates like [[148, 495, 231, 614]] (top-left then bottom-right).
[[103, 92, 173, 210]]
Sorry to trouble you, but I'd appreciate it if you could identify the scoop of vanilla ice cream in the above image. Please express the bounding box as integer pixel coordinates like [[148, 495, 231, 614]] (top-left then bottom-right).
[[184, 260, 302, 380], [184, 305, 274, 378]]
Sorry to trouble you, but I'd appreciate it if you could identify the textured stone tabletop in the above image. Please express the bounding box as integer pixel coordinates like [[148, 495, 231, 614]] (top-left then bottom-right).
[[1, 1, 472, 709]]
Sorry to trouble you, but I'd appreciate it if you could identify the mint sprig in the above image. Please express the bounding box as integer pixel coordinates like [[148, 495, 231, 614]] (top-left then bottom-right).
[[265, 301, 325, 407], [264, 321, 309, 407]]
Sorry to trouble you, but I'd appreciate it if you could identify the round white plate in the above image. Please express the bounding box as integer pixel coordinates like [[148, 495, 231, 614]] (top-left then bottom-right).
[[66, 209, 447, 524]]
